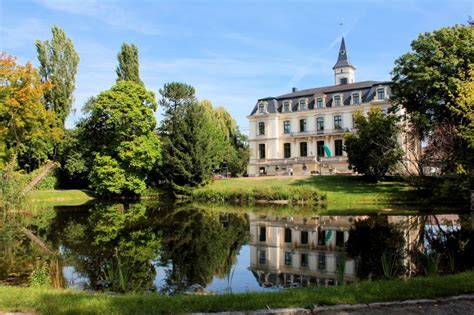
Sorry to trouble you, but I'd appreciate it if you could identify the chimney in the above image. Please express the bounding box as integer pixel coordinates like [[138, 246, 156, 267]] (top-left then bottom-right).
[[292, 87, 298, 93]]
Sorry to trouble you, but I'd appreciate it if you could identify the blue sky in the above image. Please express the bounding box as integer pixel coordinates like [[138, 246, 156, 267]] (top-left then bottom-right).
[[1, 0, 472, 132]]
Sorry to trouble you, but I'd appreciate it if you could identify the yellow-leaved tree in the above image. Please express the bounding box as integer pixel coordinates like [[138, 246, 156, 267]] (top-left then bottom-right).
[[0, 53, 62, 170]]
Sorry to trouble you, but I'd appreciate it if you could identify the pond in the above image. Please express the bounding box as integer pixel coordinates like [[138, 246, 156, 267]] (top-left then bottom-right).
[[1, 202, 473, 294]]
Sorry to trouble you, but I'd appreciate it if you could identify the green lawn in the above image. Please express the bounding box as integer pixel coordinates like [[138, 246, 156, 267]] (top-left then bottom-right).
[[1, 272, 473, 314], [201, 175, 414, 204], [29, 189, 95, 206]]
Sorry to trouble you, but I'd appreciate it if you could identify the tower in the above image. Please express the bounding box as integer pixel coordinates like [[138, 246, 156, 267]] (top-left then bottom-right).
[[333, 36, 356, 85]]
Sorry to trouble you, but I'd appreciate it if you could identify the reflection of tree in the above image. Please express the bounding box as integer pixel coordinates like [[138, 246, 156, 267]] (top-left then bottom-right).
[[424, 214, 474, 274], [346, 215, 405, 279], [50, 202, 160, 292], [157, 207, 249, 294]]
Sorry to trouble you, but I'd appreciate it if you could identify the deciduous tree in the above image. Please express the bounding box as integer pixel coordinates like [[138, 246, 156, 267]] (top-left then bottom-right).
[[116, 43, 143, 85], [0, 53, 61, 169], [81, 81, 161, 196], [344, 108, 403, 182], [36, 26, 80, 128]]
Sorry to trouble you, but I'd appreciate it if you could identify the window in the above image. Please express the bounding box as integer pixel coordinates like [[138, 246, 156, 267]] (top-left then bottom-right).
[[283, 120, 291, 134], [318, 229, 326, 246], [340, 78, 348, 85], [335, 139, 343, 156], [284, 228, 292, 243], [336, 231, 345, 247], [284, 252, 292, 266], [377, 88, 385, 100], [258, 122, 265, 135], [301, 253, 309, 267], [259, 226, 266, 242], [317, 141, 325, 159], [334, 95, 342, 106], [283, 101, 291, 112], [352, 93, 360, 105], [334, 115, 342, 129], [299, 119, 307, 132], [258, 103, 265, 113], [299, 99, 307, 111], [301, 231, 309, 245], [316, 117, 324, 134], [284, 143, 291, 158], [300, 142, 308, 157], [258, 250, 266, 265], [259, 144, 266, 159], [316, 97, 324, 108], [318, 252, 326, 271]]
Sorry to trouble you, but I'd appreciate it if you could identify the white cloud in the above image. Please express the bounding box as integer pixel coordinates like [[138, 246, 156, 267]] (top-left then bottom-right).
[[33, 0, 160, 35], [0, 18, 50, 52]]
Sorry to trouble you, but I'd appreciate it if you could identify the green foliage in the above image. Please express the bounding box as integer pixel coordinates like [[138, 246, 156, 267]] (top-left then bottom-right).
[[159, 83, 225, 194], [116, 43, 143, 85], [192, 185, 324, 204], [80, 81, 161, 196], [36, 26, 80, 128], [0, 157, 26, 218], [29, 262, 51, 288], [391, 24, 474, 135], [344, 108, 403, 182], [56, 128, 89, 188]]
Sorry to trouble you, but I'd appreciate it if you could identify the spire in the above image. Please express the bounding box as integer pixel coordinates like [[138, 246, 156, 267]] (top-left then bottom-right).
[[333, 36, 355, 69]]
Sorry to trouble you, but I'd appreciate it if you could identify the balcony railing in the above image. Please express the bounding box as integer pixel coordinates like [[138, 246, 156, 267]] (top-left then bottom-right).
[[290, 128, 351, 136]]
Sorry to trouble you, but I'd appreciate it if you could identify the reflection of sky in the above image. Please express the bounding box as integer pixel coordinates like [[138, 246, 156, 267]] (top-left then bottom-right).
[[63, 266, 89, 290], [153, 245, 278, 294]]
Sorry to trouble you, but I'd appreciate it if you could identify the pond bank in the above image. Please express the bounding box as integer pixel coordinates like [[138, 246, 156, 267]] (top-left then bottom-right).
[[1, 271, 473, 314]]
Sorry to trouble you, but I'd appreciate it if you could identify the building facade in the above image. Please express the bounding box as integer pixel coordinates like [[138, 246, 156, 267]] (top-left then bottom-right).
[[247, 37, 395, 176]]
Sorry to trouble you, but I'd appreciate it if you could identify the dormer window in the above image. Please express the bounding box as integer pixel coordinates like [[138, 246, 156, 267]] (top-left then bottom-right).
[[258, 103, 265, 113], [283, 101, 291, 112], [298, 99, 307, 111], [316, 97, 324, 108], [377, 88, 386, 100], [352, 92, 361, 105], [340, 78, 348, 85], [334, 95, 342, 107]]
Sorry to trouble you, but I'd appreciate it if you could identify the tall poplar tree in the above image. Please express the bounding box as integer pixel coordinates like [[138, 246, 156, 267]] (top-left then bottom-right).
[[36, 26, 80, 129], [116, 43, 143, 85]]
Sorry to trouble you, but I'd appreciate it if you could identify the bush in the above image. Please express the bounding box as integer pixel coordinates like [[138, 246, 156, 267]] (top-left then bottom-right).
[[192, 185, 325, 204]]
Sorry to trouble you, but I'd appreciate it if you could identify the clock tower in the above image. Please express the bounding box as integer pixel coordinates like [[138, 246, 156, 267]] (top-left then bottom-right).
[[333, 36, 356, 85]]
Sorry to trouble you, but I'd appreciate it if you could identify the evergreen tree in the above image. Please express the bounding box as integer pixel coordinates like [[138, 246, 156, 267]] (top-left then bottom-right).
[[158, 83, 225, 194], [36, 26, 80, 129], [116, 43, 143, 85]]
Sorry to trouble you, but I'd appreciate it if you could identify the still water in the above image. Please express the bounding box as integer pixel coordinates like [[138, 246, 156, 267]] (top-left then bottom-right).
[[1, 202, 473, 294]]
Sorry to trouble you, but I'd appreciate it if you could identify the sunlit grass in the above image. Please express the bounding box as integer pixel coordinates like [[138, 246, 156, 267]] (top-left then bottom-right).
[[1, 271, 473, 314], [200, 175, 414, 204]]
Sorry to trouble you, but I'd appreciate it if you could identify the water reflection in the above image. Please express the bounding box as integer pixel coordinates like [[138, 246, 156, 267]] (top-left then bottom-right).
[[1, 202, 473, 294]]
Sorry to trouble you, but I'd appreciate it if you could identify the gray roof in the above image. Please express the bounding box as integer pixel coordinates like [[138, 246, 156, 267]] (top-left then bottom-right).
[[250, 80, 391, 116], [333, 36, 354, 69]]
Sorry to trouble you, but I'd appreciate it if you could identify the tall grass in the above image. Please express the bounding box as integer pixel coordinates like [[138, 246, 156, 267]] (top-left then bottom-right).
[[192, 185, 325, 204]]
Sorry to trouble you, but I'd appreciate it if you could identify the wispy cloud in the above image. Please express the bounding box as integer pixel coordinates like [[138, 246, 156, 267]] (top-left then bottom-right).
[[0, 18, 50, 53], [33, 0, 160, 35]]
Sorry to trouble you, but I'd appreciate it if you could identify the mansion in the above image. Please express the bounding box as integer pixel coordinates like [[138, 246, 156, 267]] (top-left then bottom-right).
[[247, 37, 400, 176]]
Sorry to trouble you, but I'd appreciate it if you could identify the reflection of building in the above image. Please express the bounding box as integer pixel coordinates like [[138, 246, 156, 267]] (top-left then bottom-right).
[[249, 213, 358, 288]]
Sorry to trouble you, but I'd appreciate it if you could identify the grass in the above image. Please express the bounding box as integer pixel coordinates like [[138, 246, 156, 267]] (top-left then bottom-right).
[[29, 189, 95, 206], [197, 175, 415, 204], [1, 271, 473, 314]]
